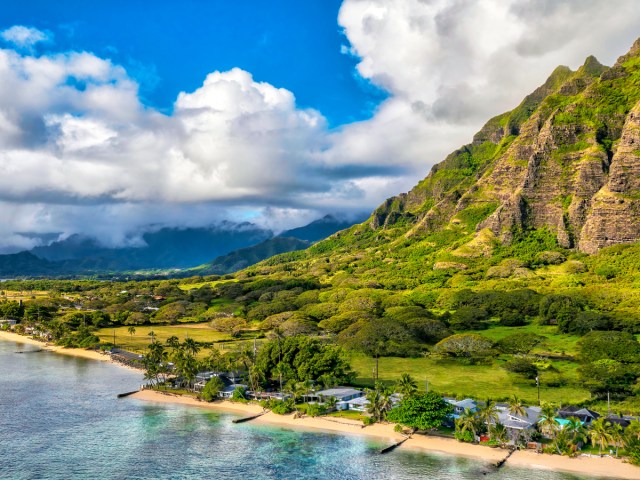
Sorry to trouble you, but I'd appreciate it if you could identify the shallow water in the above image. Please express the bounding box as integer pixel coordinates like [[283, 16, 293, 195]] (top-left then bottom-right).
[[0, 340, 601, 479]]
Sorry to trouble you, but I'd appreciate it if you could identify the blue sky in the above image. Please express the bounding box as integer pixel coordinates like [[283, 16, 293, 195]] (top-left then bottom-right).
[[2, 0, 386, 127], [0, 0, 639, 251]]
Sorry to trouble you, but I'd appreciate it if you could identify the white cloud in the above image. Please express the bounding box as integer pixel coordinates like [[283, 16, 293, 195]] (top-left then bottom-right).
[[1, 25, 50, 49], [1, 2, 640, 252]]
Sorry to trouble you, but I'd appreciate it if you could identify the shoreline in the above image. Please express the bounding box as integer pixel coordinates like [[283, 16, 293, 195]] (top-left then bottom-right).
[[0, 330, 142, 371], [132, 389, 640, 480], [3, 331, 640, 479]]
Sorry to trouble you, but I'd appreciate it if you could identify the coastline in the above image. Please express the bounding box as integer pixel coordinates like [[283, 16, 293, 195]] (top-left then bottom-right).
[[3, 331, 640, 479], [0, 330, 141, 371], [131, 389, 640, 480]]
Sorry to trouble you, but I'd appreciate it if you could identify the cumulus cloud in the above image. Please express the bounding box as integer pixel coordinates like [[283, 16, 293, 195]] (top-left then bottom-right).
[[1, 1, 640, 252], [1, 25, 50, 49]]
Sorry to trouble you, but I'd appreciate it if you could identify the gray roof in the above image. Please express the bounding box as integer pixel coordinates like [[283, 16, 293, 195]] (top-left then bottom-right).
[[345, 396, 369, 406], [315, 387, 362, 398], [446, 398, 477, 409]]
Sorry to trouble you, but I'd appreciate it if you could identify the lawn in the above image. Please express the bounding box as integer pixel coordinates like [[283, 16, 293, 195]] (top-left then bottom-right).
[[96, 323, 234, 353], [349, 354, 591, 406]]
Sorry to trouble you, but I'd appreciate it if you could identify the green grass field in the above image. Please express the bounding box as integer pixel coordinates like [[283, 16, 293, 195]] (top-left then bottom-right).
[[480, 323, 582, 356], [96, 323, 233, 353], [349, 354, 590, 406]]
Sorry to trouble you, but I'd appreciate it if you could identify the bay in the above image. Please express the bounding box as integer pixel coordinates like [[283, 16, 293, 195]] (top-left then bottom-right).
[[0, 340, 602, 479]]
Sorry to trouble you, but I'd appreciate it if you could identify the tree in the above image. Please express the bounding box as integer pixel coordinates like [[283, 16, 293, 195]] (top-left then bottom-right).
[[610, 423, 626, 458], [508, 395, 526, 418], [496, 333, 546, 354], [589, 418, 613, 455], [476, 399, 498, 429], [489, 423, 508, 446], [578, 359, 637, 398], [183, 338, 201, 357], [387, 391, 453, 431], [578, 331, 640, 364], [396, 373, 418, 398], [201, 376, 225, 402], [539, 403, 559, 437], [127, 325, 136, 340], [433, 333, 493, 362], [502, 357, 539, 379], [365, 383, 393, 422], [455, 408, 479, 441], [564, 416, 587, 447]]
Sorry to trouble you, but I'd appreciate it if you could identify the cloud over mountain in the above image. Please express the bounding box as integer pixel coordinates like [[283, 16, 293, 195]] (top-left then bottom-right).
[[1, 1, 639, 252]]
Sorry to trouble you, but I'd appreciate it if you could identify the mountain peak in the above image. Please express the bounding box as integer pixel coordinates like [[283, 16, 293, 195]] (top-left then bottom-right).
[[579, 55, 608, 77]]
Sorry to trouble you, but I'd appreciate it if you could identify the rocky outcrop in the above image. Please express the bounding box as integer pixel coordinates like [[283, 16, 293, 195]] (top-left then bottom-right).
[[369, 38, 640, 254], [579, 101, 640, 253]]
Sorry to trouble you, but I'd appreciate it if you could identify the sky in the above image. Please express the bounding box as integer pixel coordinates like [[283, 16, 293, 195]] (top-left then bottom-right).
[[0, 0, 640, 252]]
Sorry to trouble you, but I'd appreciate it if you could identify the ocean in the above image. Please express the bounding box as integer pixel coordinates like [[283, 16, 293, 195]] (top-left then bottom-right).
[[0, 339, 601, 480]]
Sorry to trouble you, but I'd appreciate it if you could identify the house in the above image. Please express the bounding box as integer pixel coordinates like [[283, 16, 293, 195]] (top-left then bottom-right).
[[495, 405, 542, 431], [0, 319, 17, 326], [345, 396, 370, 412], [303, 387, 363, 404], [557, 406, 600, 424], [219, 384, 248, 399], [445, 398, 478, 417]]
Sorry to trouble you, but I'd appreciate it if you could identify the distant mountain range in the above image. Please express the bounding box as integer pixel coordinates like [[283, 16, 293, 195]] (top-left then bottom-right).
[[0, 214, 366, 278]]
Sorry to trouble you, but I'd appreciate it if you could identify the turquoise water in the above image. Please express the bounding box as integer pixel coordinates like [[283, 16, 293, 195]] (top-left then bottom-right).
[[0, 340, 600, 480]]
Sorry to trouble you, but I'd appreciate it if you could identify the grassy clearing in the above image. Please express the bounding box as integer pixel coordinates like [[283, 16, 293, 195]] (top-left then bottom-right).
[[0, 290, 50, 301], [178, 279, 238, 290], [96, 323, 232, 353], [349, 354, 590, 405]]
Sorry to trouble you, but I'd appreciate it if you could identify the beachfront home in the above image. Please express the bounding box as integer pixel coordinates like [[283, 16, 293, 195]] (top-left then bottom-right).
[[219, 384, 248, 399], [557, 406, 600, 425], [345, 396, 370, 412], [495, 405, 542, 432], [445, 398, 478, 417], [303, 387, 363, 405]]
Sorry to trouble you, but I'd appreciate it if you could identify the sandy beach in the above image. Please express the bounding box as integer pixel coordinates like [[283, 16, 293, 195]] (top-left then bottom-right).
[[131, 389, 640, 479], [0, 330, 133, 365]]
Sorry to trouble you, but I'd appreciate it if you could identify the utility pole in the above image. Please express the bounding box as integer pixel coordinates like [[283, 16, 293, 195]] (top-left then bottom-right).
[[113, 329, 116, 348], [425, 378, 429, 393], [536, 376, 540, 405], [608, 391, 611, 416]]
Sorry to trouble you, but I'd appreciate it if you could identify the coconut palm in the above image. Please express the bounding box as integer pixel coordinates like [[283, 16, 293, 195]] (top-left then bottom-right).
[[395, 373, 418, 398], [456, 408, 479, 439], [552, 427, 577, 457], [610, 423, 626, 458], [489, 422, 508, 446], [166, 335, 180, 352], [589, 418, 613, 455], [508, 394, 526, 418], [564, 417, 587, 446], [183, 337, 201, 357], [626, 420, 640, 441], [127, 325, 136, 340], [539, 403, 559, 437], [365, 383, 393, 422], [477, 399, 498, 429], [148, 330, 156, 343]]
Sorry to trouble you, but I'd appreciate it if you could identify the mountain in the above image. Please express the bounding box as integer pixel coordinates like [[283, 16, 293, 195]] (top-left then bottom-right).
[[279, 215, 368, 243], [0, 223, 272, 277], [242, 38, 640, 286], [0, 214, 366, 278], [189, 214, 369, 275]]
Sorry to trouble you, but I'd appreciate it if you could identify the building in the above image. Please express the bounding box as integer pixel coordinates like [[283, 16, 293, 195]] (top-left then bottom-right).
[[303, 387, 363, 404], [495, 405, 542, 432], [445, 398, 478, 417], [219, 384, 248, 399], [557, 406, 600, 425]]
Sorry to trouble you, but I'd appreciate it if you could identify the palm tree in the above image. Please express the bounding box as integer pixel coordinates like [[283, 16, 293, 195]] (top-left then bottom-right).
[[395, 373, 418, 398], [539, 403, 559, 438], [552, 427, 577, 457], [166, 335, 180, 353], [626, 419, 640, 441], [508, 394, 526, 418], [589, 418, 613, 455], [127, 325, 136, 341], [365, 383, 393, 422], [148, 330, 156, 343], [610, 423, 626, 458], [564, 417, 587, 447], [183, 338, 201, 357], [456, 408, 479, 439], [477, 399, 498, 429], [489, 422, 508, 446]]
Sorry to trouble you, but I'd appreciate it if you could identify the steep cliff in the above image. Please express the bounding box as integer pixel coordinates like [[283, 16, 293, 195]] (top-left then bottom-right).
[[369, 39, 640, 254]]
